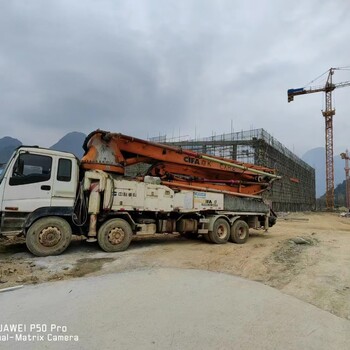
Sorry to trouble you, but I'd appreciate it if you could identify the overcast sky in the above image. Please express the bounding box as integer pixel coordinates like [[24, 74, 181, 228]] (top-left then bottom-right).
[[1, 0, 350, 157]]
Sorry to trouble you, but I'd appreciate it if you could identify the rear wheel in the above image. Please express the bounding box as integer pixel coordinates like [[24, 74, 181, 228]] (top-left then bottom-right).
[[230, 220, 249, 244], [98, 218, 133, 252], [26, 217, 72, 256], [208, 218, 230, 244]]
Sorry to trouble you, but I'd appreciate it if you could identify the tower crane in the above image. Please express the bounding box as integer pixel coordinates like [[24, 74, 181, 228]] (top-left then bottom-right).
[[340, 150, 350, 209], [288, 67, 350, 210]]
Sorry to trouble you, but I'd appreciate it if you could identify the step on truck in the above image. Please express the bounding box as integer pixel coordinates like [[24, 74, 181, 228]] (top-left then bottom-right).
[[0, 130, 280, 256]]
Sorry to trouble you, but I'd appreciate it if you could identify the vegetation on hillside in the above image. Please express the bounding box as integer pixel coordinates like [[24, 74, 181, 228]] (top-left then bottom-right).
[[316, 180, 348, 210]]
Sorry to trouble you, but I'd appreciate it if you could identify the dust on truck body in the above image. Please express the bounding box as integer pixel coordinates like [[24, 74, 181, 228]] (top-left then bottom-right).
[[0, 130, 280, 256]]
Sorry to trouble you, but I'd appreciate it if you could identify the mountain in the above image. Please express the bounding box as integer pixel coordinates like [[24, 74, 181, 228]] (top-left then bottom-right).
[[0, 132, 86, 167], [50, 132, 86, 159], [317, 180, 347, 209], [302, 147, 344, 198], [0, 137, 22, 164]]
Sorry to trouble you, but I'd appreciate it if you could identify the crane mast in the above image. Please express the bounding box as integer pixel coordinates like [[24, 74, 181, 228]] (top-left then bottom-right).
[[322, 69, 336, 209], [288, 67, 350, 210]]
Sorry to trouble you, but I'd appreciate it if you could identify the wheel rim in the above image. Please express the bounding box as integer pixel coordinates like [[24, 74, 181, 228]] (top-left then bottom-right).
[[108, 227, 125, 245], [237, 226, 246, 239], [217, 224, 228, 239], [39, 226, 62, 247]]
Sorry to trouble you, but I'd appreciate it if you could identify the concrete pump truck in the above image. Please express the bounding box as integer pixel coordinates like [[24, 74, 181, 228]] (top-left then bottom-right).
[[0, 130, 280, 256]]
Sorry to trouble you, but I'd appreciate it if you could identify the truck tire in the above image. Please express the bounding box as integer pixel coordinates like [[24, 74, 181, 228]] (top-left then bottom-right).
[[208, 218, 230, 244], [98, 218, 133, 252], [26, 217, 72, 257], [230, 220, 249, 244]]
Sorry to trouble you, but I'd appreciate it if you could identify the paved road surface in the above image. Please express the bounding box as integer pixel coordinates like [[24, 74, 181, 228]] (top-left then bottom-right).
[[0, 268, 349, 349]]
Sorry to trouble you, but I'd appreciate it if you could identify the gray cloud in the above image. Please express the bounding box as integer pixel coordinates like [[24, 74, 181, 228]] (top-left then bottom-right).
[[1, 0, 350, 158]]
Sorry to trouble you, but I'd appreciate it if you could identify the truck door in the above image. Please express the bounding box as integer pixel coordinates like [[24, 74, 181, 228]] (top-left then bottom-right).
[[1, 151, 54, 234], [51, 157, 77, 207]]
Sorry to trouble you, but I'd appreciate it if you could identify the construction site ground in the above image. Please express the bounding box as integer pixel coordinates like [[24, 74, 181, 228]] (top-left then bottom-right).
[[1, 212, 350, 320]]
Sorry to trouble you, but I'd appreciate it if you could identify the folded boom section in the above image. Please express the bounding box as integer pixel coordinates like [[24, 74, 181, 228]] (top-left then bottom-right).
[[81, 130, 279, 198]]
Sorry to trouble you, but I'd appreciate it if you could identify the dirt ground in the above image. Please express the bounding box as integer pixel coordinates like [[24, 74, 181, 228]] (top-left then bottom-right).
[[1, 212, 350, 320]]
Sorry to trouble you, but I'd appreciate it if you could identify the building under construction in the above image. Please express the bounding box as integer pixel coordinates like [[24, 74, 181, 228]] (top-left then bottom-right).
[[149, 129, 315, 212]]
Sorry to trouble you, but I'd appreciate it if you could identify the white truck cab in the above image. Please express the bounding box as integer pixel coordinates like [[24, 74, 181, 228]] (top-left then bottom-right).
[[0, 147, 79, 236]]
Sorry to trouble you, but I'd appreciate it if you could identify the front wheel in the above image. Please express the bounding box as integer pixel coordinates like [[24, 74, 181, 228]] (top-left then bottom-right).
[[230, 220, 249, 244], [26, 217, 72, 256], [98, 218, 133, 252]]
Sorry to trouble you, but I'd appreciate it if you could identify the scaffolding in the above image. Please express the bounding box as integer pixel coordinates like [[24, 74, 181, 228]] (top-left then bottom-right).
[[154, 129, 316, 212]]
